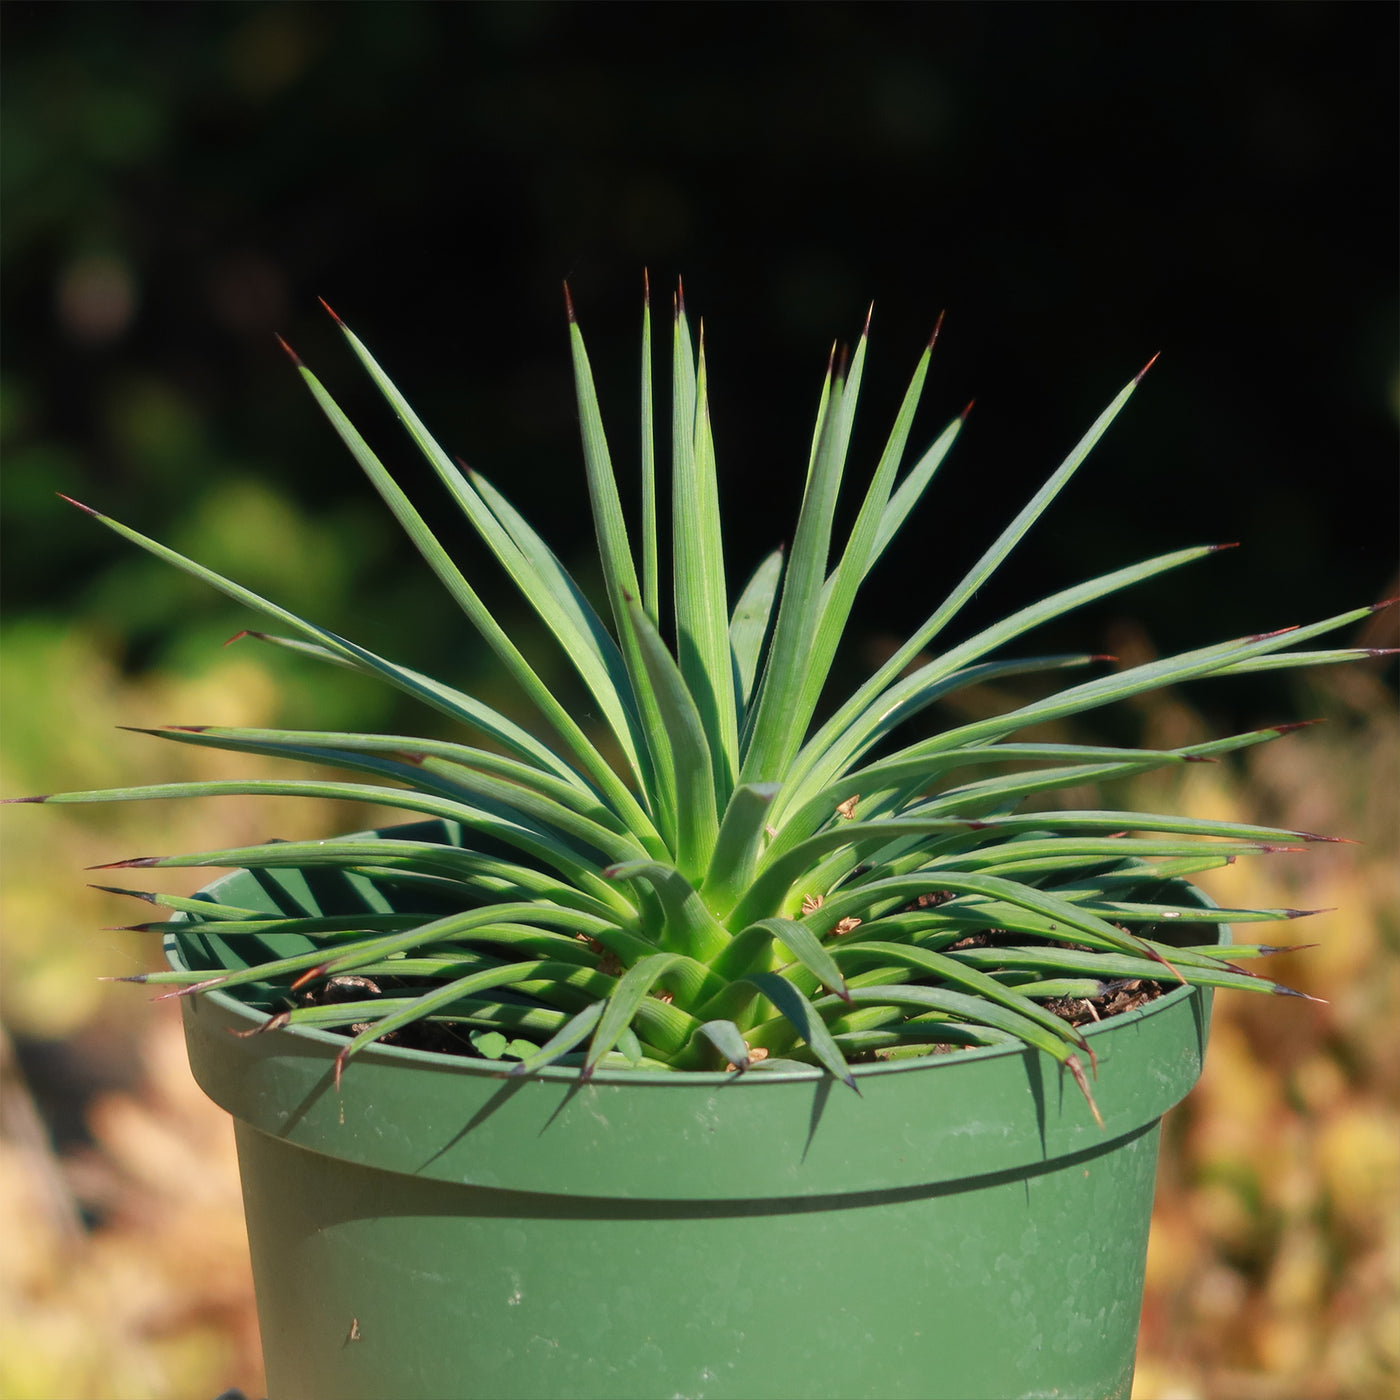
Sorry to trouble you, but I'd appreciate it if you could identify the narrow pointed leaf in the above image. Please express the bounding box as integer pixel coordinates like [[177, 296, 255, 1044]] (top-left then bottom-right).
[[783, 543, 1226, 817], [585, 953, 684, 1073], [628, 601, 719, 881], [830, 940, 1085, 1051], [696, 1019, 753, 1071], [603, 859, 729, 963], [672, 319, 737, 791], [292, 355, 645, 812], [640, 277, 659, 622], [66, 504, 593, 795], [701, 781, 780, 913], [870, 413, 965, 562], [740, 360, 848, 783], [509, 1001, 606, 1075], [741, 972, 856, 1089], [729, 548, 784, 712], [740, 917, 849, 1000], [801, 339, 934, 730]]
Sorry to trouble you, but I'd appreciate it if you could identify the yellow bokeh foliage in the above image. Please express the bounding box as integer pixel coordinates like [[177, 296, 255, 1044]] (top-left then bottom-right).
[[0, 622, 1394, 1400]]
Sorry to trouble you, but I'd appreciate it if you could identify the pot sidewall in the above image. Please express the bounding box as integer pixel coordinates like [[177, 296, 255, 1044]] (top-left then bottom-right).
[[170, 832, 1222, 1399]]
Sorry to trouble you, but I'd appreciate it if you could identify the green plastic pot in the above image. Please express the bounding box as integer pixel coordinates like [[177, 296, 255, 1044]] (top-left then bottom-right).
[[169, 822, 1222, 1400]]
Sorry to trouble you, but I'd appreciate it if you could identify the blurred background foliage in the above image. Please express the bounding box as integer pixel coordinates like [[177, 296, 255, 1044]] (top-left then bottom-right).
[[0, 4, 1395, 1398]]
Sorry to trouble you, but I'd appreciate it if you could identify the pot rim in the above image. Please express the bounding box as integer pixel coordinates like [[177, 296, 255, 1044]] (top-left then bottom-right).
[[169, 844, 1227, 1194], [165, 888, 1224, 1090]]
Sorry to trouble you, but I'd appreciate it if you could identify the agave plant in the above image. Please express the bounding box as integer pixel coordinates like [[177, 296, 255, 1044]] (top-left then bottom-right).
[[17, 280, 1388, 1125]]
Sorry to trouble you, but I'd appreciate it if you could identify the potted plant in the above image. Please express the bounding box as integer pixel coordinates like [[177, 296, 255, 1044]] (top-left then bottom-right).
[[12, 281, 1385, 1400]]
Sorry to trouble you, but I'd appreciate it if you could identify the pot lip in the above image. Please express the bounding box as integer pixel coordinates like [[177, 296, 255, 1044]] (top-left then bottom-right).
[[168, 819, 1227, 1091], [167, 931, 1218, 1090]]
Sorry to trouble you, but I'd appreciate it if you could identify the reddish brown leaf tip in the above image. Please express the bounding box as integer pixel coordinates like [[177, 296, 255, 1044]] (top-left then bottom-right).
[[1284, 908, 1333, 919], [224, 629, 252, 647], [1274, 985, 1328, 1003], [334, 1046, 350, 1093], [88, 883, 157, 902], [1089, 654, 1120, 664], [86, 857, 163, 870], [100, 974, 149, 984], [227, 1013, 283, 1039], [1066, 1056, 1105, 1130], [1208, 542, 1241, 553], [56, 492, 101, 517], [676, 274, 686, 315], [1183, 755, 1219, 763], [1143, 945, 1187, 985], [1295, 830, 1357, 844], [290, 964, 330, 991], [316, 296, 344, 326], [153, 977, 221, 1001], [928, 309, 946, 350], [642, 267, 650, 306], [1248, 624, 1301, 643], [1259, 942, 1320, 955], [1221, 960, 1264, 980], [959, 398, 976, 422], [1371, 596, 1399, 612], [862, 301, 874, 338], [273, 333, 303, 366], [1366, 647, 1400, 658], [2, 794, 48, 804], [1134, 351, 1162, 384], [1270, 719, 1326, 735], [562, 281, 576, 323]]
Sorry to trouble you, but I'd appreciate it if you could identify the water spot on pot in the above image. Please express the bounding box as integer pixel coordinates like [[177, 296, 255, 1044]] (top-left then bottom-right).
[[695, 1096, 722, 1133]]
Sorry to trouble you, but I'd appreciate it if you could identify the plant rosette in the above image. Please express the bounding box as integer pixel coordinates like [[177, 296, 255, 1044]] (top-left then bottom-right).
[[14, 280, 1386, 1399]]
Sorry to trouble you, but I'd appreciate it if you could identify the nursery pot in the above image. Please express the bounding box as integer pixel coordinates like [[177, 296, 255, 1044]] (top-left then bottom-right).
[[169, 821, 1222, 1400]]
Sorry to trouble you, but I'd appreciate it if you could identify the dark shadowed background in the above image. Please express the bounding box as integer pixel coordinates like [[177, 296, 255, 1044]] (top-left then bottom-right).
[[4, 3, 1396, 704], [1, 6, 1396, 1399]]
